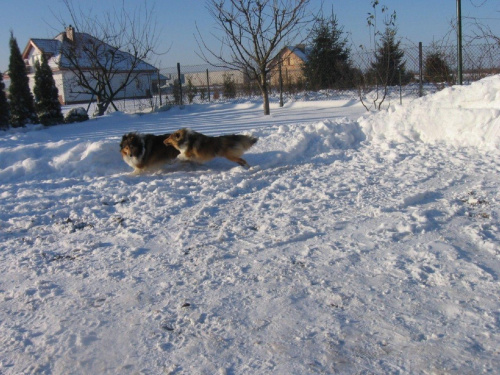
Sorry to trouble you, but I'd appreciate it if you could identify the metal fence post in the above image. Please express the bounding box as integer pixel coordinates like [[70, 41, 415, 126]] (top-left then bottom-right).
[[157, 70, 162, 106], [177, 63, 183, 106], [419, 42, 423, 97], [206, 68, 211, 102], [457, 0, 463, 85]]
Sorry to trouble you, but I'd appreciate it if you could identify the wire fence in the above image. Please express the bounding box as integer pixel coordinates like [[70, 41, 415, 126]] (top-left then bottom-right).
[[152, 42, 499, 107], [352, 42, 500, 82]]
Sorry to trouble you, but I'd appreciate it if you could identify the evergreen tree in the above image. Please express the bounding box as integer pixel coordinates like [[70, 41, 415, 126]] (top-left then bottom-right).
[[302, 15, 353, 90], [8, 32, 36, 127], [0, 72, 9, 129], [222, 73, 236, 99], [185, 78, 198, 104], [370, 27, 412, 86], [33, 54, 63, 126], [425, 52, 453, 84]]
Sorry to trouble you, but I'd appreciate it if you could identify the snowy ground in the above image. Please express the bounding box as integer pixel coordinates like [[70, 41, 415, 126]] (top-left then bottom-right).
[[1, 78, 499, 374]]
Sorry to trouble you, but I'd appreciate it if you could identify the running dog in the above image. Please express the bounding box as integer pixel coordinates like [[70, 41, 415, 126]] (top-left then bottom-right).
[[163, 128, 258, 168], [120, 132, 179, 172]]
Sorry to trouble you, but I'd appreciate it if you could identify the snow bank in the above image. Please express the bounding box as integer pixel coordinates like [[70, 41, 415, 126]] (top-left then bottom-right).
[[0, 119, 365, 184], [359, 75, 500, 150], [1, 75, 499, 186], [0, 140, 125, 182], [251, 119, 365, 167]]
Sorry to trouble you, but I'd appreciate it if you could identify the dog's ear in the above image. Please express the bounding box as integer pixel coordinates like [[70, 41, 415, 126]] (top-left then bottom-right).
[[120, 134, 129, 148], [174, 130, 184, 140]]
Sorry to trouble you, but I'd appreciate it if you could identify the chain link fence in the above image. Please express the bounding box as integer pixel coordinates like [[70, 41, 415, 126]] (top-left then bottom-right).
[[152, 43, 499, 107], [153, 64, 260, 106], [352, 42, 499, 84]]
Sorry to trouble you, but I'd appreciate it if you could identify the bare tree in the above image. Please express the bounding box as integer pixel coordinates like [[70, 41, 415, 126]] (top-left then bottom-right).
[[199, 0, 312, 115], [56, 0, 161, 116], [462, 1, 500, 47], [471, 22, 500, 47], [357, 0, 398, 111]]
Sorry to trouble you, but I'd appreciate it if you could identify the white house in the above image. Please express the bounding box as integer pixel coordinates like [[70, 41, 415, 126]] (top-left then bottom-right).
[[21, 26, 158, 105]]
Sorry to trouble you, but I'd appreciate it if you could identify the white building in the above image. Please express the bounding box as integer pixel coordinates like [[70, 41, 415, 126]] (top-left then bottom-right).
[[21, 26, 158, 105]]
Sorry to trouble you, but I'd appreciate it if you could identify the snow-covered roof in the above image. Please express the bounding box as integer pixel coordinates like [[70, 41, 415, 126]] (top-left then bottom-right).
[[284, 45, 312, 63], [23, 29, 157, 72], [29, 39, 61, 56]]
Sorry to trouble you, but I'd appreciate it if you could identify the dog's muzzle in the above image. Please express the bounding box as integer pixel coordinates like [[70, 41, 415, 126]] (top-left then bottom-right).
[[121, 146, 130, 156]]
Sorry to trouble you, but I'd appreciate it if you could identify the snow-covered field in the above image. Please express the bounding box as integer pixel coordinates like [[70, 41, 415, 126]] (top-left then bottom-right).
[[1, 77, 499, 374]]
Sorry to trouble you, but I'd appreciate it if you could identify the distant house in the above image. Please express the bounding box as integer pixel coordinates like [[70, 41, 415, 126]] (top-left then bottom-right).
[[21, 26, 158, 105], [151, 73, 170, 95], [186, 69, 250, 88], [269, 45, 310, 86], [2, 72, 9, 91], [160, 66, 250, 89]]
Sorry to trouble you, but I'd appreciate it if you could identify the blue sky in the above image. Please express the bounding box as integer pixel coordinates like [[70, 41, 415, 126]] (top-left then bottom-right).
[[1, 0, 499, 72]]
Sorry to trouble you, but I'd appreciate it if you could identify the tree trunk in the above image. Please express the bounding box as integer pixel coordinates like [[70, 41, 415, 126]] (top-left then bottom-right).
[[260, 72, 270, 115], [96, 96, 106, 117]]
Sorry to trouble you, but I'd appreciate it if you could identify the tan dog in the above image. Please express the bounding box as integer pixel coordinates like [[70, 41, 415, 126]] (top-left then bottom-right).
[[120, 132, 179, 172], [164, 128, 258, 168]]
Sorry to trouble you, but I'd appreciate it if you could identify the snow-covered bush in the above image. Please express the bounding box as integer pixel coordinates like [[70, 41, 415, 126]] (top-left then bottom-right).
[[64, 107, 89, 123]]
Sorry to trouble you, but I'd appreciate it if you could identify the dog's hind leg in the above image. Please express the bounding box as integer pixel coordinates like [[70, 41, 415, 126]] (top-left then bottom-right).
[[226, 156, 250, 168]]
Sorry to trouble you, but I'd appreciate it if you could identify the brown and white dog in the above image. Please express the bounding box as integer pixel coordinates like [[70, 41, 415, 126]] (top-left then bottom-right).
[[164, 128, 258, 168], [120, 132, 179, 173]]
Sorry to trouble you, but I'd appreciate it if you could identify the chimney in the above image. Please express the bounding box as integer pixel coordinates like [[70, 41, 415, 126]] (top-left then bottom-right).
[[66, 25, 75, 42], [296, 44, 306, 53]]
